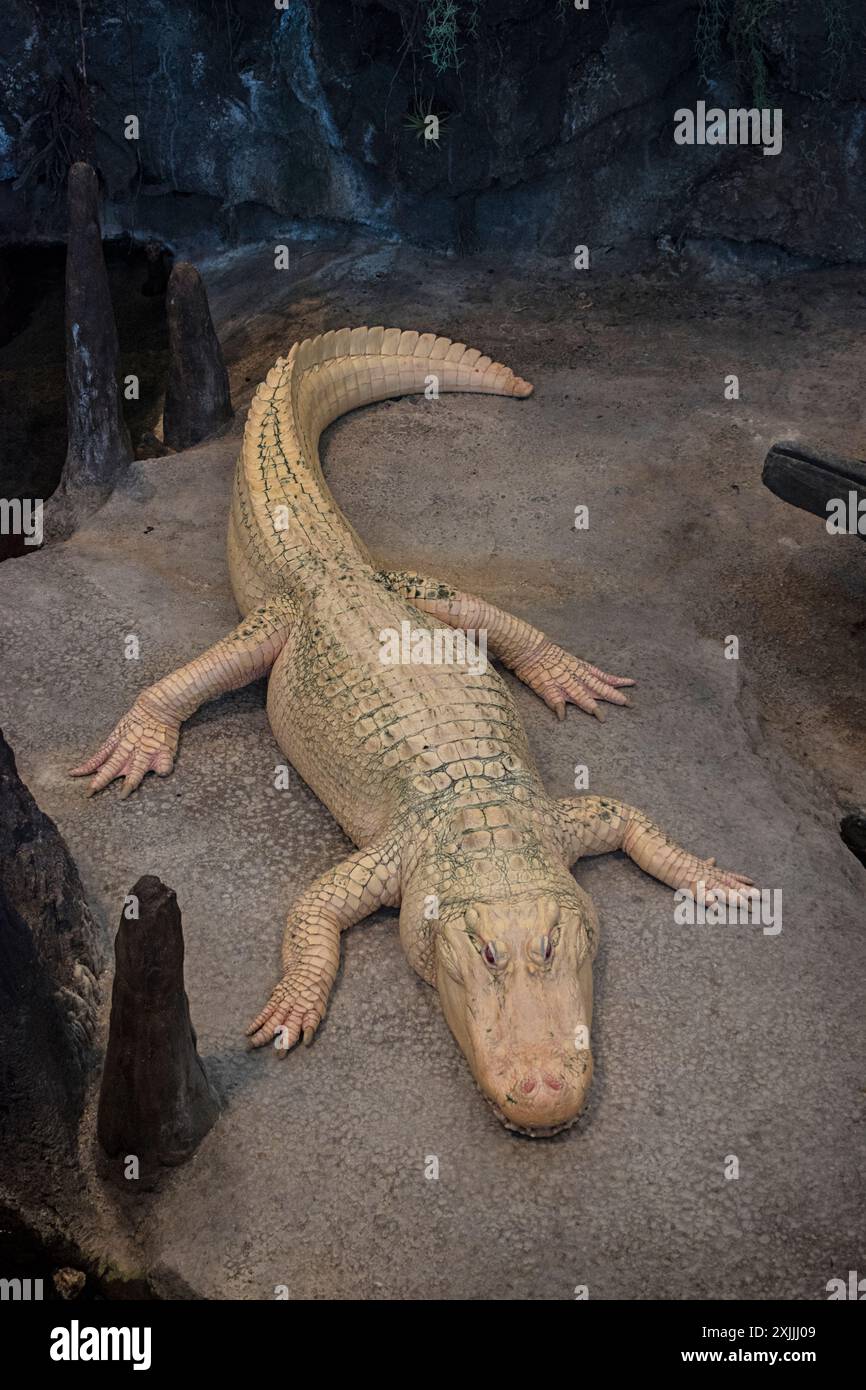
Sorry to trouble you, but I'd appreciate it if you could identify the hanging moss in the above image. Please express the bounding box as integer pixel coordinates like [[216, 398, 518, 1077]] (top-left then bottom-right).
[[407, 1, 857, 103], [421, 0, 484, 75], [696, 0, 855, 104], [731, 0, 775, 107], [821, 0, 854, 92], [425, 1, 463, 74]]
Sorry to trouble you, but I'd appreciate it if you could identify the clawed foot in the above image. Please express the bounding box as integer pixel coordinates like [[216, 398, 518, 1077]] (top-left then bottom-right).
[[690, 858, 756, 903], [69, 695, 180, 798], [514, 641, 635, 722], [246, 967, 330, 1053]]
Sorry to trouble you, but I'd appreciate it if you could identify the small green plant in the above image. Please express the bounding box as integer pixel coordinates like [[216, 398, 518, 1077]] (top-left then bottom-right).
[[403, 101, 449, 146]]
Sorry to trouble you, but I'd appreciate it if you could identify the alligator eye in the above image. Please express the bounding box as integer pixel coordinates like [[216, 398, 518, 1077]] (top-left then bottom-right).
[[483, 942, 498, 967], [529, 934, 554, 965]]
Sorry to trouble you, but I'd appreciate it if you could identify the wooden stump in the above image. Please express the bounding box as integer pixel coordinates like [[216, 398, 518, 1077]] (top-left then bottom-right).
[[97, 875, 219, 1166], [48, 162, 132, 539], [762, 442, 866, 536], [162, 261, 233, 449]]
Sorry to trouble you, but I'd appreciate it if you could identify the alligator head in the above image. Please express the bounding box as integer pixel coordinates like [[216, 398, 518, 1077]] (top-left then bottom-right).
[[432, 886, 598, 1136]]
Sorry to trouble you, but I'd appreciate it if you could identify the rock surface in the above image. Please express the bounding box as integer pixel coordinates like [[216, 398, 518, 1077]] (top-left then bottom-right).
[[0, 730, 102, 1209], [2, 2, 866, 263], [0, 239, 864, 1298]]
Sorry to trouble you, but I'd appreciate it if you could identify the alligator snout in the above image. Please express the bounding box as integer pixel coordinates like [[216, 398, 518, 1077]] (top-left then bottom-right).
[[487, 1049, 593, 1136]]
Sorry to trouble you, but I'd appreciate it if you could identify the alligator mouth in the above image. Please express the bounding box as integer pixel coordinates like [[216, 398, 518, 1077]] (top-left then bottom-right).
[[486, 1095, 581, 1138]]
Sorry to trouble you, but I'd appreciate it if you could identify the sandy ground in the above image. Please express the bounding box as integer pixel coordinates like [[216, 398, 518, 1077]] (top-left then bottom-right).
[[2, 238, 865, 1299]]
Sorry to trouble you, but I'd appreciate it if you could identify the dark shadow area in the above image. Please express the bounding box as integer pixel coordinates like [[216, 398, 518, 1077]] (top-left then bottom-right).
[[0, 1204, 157, 1301], [840, 811, 866, 869]]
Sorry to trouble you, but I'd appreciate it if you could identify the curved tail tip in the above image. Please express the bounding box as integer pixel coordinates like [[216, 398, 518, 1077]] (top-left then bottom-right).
[[512, 377, 534, 397]]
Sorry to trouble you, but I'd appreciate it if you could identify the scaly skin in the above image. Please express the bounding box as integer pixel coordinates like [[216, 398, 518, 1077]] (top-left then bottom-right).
[[72, 326, 753, 1135]]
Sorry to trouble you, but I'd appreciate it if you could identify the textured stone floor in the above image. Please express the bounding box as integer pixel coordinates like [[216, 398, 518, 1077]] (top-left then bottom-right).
[[2, 239, 864, 1299]]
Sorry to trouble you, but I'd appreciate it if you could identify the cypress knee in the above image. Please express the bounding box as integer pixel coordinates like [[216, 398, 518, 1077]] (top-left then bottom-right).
[[50, 162, 132, 535], [162, 261, 233, 449], [98, 875, 219, 1166]]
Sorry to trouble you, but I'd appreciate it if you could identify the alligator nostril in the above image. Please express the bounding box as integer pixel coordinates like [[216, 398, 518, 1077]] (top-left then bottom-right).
[[519, 1075, 538, 1095], [543, 1073, 563, 1092]]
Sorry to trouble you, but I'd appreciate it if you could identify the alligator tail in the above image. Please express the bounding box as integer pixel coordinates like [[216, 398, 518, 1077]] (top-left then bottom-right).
[[229, 327, 533, 612]]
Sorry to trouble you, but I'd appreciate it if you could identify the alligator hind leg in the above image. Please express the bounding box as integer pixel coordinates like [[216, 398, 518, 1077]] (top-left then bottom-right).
[[246, 835, 402, 1051], [70, 595, 296, 797], [375, 569, 634, 721]]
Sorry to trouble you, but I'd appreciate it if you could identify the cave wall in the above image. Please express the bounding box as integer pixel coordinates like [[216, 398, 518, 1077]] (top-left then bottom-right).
[[0, 1, 865, 260], [0, 732, 103, 1223]]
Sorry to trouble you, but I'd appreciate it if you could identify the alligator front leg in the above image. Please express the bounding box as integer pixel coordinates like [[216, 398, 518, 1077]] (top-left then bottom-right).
[[246, 837, 401, 1051], [70, 596, 295, 797], [376, 570, 634, 721], [554, 795, 754, 898]]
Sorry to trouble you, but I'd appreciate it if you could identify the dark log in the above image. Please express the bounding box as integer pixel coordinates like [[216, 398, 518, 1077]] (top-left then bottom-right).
[[48, 162, 132, 538], [97, 875, 219, 1166], [762, 442, 866, 536], [162, 261, 233, 450], [0, 730, 102, 1199]]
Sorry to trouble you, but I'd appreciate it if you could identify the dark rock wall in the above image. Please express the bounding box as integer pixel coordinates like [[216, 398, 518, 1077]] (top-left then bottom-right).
[[0, 1, 864, 259], [0, 732, 103, 1206]]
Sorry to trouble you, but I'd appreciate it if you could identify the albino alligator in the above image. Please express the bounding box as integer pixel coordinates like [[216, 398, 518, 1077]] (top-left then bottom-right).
[[71, 326, 752, 1135]]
